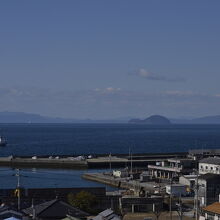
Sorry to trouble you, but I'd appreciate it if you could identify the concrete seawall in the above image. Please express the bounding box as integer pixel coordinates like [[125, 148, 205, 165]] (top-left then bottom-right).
[[0, 152, 187, 169], [82, 173, 150, 191], [0, 157, 88, 169]]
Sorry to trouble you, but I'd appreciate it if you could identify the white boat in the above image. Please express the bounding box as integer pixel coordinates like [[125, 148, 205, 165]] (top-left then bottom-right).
[[0, 136, 7, 146]]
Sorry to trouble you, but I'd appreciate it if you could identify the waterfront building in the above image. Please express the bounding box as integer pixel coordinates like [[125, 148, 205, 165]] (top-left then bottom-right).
[[148, 158, 196, 179], [199, 157, 220, 175], [189, 149, 220, 160], [200, 202, 220, 220], [198, 174, 220, 206]]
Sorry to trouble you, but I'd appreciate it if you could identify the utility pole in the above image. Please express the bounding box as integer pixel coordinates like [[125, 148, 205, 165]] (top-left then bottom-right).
[[195, 169, 199, 220], [32, 198, 36, 220], [169, 177, 173, 220], [109, 152, 112, 171], [176, 194, 183, 220], [16, 169, 21, 211]]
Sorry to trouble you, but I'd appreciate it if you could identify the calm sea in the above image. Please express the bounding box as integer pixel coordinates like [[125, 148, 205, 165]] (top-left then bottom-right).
[[0, 123, 220, 157], [0, 123, 220, 189]]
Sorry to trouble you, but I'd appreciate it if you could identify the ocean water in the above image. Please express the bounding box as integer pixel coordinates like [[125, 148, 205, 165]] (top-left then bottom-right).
[[0, 167, 115, 190], [0, 123, 220, 189], [0, 123, 220, 157]]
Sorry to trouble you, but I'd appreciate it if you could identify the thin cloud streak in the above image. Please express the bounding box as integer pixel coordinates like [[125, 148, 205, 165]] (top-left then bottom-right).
[[0, 87, 218, 118], [134, 68, 186, 82]]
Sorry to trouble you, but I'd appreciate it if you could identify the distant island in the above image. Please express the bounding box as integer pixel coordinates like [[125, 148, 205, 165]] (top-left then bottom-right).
[[129, 115, 171, 125]]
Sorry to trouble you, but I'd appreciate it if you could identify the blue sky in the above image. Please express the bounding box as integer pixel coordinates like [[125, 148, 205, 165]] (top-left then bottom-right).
[[0, 0, 220, 119]]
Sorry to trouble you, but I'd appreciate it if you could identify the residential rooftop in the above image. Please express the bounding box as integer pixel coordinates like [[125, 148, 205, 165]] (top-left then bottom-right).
[[199, 157, 220, 165], [203, 202, 220, 215], [199, 173, 220, 180]]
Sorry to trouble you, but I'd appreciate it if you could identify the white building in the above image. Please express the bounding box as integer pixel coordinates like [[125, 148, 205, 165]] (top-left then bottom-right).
[[165, 184, 188, 196], [148, 158, 196, 179], [199, 157, 220, 175], [179, 175, 197, 188]]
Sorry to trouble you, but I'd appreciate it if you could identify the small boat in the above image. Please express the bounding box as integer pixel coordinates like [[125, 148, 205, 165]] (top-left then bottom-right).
[[0, 136, 7, 146]]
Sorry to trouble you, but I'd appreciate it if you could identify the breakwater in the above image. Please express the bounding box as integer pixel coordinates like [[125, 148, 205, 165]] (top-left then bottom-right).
[[0, 152, 187, 169], [82, 173, 156, 192], [82, 173, 135, 189], [0, 157, 88, 169]]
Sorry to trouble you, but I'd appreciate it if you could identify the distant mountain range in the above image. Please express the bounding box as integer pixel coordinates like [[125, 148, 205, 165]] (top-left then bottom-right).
[[0, 111, 128, 123], [0, 111, 220, 124], [170, 115, 220, 124]]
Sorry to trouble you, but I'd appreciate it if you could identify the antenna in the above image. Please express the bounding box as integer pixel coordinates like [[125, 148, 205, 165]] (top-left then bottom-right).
[[130, 148, 133, 175], [109, 152, 112, 171]]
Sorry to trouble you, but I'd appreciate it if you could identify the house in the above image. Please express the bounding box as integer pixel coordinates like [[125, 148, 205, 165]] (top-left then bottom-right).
[[200, 202, 220, 220], [179, 175, 197, 188], [0, 204, 24, 220], [148, 158, 196, 179], [0, 209, 24, 220], [198, 174, 220, 206], [22, 199, 89, 220], [199, 157, 220, 175], [89, 209, 121, 220], [119, 195, 163, 213]]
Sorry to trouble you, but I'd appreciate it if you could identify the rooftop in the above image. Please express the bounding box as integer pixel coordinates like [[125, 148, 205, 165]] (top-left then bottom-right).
[[199, 173, 220, 180], [200, 157, 220, 165], [92, 209, 121, 220], [23, 199, 89, 218], [203, 202, 220, 215]]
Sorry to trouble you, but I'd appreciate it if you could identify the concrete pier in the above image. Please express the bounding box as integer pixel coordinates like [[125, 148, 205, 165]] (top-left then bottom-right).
[[82, 172, 159, 192], [0, 157, 88, 169], [82, 172, 137, 190], [0, 152, 187, 169]]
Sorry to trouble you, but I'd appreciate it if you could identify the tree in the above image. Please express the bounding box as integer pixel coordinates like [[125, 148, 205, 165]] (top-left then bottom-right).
[[68, 191, 97, 213]]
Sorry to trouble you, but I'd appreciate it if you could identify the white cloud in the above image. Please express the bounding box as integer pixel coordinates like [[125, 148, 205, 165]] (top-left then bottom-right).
[[94, 87, 121, 93], [135, 68, 186, 82]]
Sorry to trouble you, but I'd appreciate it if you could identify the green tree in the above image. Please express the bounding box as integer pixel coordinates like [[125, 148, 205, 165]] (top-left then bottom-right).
[[68, 191, 97, 213]]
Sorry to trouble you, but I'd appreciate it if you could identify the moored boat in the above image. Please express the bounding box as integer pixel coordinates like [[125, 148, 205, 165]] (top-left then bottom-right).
[[0, 136, 7, 146]]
